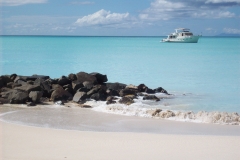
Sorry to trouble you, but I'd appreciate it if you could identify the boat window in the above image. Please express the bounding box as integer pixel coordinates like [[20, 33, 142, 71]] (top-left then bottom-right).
[[184, 33, 193, 36]]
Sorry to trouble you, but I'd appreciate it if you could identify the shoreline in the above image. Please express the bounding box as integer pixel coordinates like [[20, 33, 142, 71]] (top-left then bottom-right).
[[1, 120, 240, 160], [1, 104, 240, 136]]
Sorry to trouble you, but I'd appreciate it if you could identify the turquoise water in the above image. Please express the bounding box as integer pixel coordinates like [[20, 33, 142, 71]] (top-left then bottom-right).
[[1, 36, 240, 112]]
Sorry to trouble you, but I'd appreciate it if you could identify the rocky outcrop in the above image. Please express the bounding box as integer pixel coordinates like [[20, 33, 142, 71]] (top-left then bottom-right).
[[0, 72, 170, 106], [8, 90, 29, 104], [143, 95, 160, 101], [73, 91, 87, 103], [76, 72, 97, 84], [119, 96, 134, 105], [29, 91, 43, 103]]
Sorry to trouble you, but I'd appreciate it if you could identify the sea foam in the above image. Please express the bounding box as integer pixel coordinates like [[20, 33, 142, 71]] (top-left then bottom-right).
[[87, 95, 240, 125]]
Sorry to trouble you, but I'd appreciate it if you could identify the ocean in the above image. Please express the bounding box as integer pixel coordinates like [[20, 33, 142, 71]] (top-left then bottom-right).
[[0, 36, 240, 118]]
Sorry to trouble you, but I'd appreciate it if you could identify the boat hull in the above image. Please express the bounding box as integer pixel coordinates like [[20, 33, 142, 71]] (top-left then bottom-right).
[[162, 36, 200, 43]]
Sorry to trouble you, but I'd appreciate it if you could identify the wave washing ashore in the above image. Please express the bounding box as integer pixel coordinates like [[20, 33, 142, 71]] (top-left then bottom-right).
[[0, 72, 239, 125]]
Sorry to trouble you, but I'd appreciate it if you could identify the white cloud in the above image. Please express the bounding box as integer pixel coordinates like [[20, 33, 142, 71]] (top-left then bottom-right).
[[75, 9, 130, 27], [0, 0, 47, 6], [139, 0, 186, 20], [193, 11, 235, 18], [223, 28, 240, 34], [138, 0, 238, 21], [205, 0, 240, 4]]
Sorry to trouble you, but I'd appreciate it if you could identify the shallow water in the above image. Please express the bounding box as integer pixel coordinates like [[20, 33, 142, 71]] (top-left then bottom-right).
[[1, 105, 240, 135], [1, 36, 240, 113]]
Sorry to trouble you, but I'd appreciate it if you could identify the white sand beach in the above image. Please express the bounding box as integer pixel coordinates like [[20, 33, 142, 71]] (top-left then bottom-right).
[[0, 105, 240, 160], [1, 120, 240, 160]]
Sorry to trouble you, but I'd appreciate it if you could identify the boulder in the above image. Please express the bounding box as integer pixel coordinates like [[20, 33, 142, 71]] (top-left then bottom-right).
[[73, 92, 88, 102], [15, 75, 49, 82], [105, 83, 126, 91], [119, 96, 134, 105], [78, 87, 89, 93], [0, 88, 13, 98], [0, 75, 12, 87], [72, 81, 84, 92], [8, 90, 29, 104], [27, 80, 34, 85], [58, 76, 71, 86], [76, 72, 97, 84], [87, 85, 106, 97], [6, 82, 14, 88], [154, 87, 169, 95], [145, 88, 155, 94], [143, 95, 160, 101], [63, 84, 71, 89], [12, 83, 22, 88], [90, 91, 107, 101], [83, 81, 94, 90], [15, 79, 27, 86], [52, 84, 63, 90], [0, 78, 3, 88], [138, 84, 148, 92], [68, 73, 77, 81], [15, 84, 42, 93], [50, 87, 72, 101], [0, 97, 9, 104], [10, 74, 17, 81], [29, 91, 43, 103], [90, 72, 108, 84], [124, 94, 137, 99], [34, 78, 51, 97], [126, 84, 138, 90], [119, 88, 137, 97], [106, 89, 120, 97], [65, 88, 74, 95]]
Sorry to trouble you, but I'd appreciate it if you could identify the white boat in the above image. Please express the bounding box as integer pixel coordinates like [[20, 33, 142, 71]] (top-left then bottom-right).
[[162, 28, 201, 43]]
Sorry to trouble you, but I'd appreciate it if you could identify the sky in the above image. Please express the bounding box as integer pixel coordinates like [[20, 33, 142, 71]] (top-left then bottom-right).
[[0, 0, 240, 36]]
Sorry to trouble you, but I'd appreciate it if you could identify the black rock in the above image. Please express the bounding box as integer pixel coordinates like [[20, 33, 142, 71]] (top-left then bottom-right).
[[119, 88, 137, 97], [50, 86, 73, 101], [73, 92, 88, 102], [29, 91, 43, 103], [58, 76, 71, 86], [83, 81, 94, 90], [90, 92, 107, 101], [90, 72, 108, 84], [76, 72, 97, 84], [72, 81, 84, 92], [145, 88, 155, 94], [143, 95, 160, 101], [106, 89, 120, 97], [8, 90, 29, 104], [14, 84, 42, 94], [105, 82, 126, 91], [154, 87, 169, 95], [68, 73, 77, 81], [119, 96, 134, 105], [138, 84, 148, 92]]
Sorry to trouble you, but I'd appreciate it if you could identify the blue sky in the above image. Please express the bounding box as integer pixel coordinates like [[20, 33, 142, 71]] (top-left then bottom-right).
[[0, 0, 240, 36]]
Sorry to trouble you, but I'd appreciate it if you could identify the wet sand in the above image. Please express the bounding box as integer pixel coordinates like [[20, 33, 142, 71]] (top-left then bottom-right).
[[0, 105, 240, 159]]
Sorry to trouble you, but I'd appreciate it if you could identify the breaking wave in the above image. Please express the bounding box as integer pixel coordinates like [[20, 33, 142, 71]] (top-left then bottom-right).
[[86, 95, 240, 125]]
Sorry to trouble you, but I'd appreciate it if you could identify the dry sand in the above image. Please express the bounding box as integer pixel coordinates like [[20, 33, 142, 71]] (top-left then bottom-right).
[[0, 105, 240, 160], [0, 120, 240, 160]]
